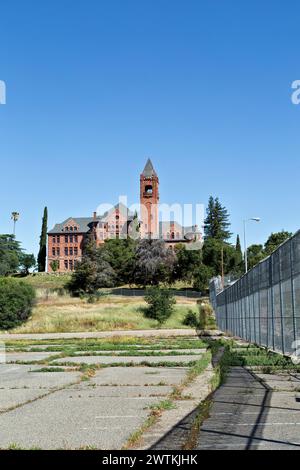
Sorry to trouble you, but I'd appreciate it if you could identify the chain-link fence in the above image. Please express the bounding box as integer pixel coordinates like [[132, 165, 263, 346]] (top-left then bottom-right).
[[210, 230, 300, 355]]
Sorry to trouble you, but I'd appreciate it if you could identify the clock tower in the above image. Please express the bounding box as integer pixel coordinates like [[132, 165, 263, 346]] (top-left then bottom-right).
[[140, 159, 159, 238]]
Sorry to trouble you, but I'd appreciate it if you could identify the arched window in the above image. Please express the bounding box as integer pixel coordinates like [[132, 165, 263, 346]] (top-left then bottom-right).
[[145, 185, 153, 194]]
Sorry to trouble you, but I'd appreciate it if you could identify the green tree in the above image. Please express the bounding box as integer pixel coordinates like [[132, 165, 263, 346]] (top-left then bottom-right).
[[20, 253, 36, 275], [37, 207, 48, 272], [192, 264, 214, 293], [202, 238, 237, 276], [172, 243, 202, 283], [0, 234, 22, 276], [68, 235, 116, 295], [234, 234, 244, 275], [247, 244, 265, 270], [264, 231, 292, 256], [103, 238, 136, 285], [134, 239, 175, 287], [143, 287, 176, 325], [204, 196, 232, 241]]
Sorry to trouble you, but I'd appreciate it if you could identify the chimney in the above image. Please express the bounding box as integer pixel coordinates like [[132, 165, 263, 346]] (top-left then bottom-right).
[[93, 211, 97, 220]]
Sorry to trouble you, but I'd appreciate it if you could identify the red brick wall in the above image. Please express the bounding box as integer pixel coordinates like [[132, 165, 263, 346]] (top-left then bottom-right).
[[47, 233, 85, 273]]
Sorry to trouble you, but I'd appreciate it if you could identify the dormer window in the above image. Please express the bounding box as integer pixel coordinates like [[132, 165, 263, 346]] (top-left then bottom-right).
[[65, 226, 69, 232]]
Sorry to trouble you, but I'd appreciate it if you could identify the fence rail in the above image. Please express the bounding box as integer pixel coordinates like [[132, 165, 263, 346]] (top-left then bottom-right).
[[210, 230, 300, 355]]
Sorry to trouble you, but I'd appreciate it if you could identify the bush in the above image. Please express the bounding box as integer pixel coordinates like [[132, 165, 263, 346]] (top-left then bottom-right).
[[183, 310, 199, 328], [0, 278, 35, 330], [198, 301, 214, 330], [143, 287, 176, 325]]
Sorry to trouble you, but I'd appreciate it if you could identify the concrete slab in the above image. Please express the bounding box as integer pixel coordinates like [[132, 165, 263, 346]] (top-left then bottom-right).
[[88, 367, 189, 387], [0, 364, 80, 390], [5, 352, 59, 363], [0, 389, 163, 449], [69, 384, 172, 397], [72, 348, 206, 356], [0, 364, 80, 413], [53, 354, 201, 365]]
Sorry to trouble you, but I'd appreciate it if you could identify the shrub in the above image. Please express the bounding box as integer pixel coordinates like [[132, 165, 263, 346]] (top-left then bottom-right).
[[50, 260, 59, 272], [198, 301, 214, 330], [0, 278, 35, 330], [143, 287, 176, 325], [183, 310, 199, 328]]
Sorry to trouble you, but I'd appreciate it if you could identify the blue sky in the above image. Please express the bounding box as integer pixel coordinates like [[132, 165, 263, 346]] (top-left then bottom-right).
[[0, 0, 299, 256]]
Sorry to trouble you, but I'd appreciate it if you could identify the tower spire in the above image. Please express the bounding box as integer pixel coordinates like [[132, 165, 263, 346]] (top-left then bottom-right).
[[142, 158, 157, 177]]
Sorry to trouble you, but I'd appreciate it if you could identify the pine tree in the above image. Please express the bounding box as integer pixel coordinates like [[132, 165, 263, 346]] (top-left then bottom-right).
[[204, 196, 232, 241], [37, 207, 48, 272]]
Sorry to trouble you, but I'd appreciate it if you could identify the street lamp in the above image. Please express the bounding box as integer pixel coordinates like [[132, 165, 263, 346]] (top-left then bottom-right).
[[243, 217, 260, 273], [11, 212, 20, 236]]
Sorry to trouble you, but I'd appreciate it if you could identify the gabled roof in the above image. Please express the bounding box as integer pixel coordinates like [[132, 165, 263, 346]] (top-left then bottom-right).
[[100, 202, 134, 221], [48, 203, 135, 234], [142, 158, 157, 178], [48, 217, 95, 234]]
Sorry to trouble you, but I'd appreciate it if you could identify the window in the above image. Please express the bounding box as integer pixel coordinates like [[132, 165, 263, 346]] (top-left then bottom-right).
[[65, 227, 69, 232], [70, 226, 73, 232], [74, 247, 78, 256], [69, 260, 74, 270], [69, 247, 73, 256], [171, 232, 175, 240], [74, 235, 78, 243], [52, 236, 56, 244], [57, 236, 60, 244], [57, 248, 60, 256], [65, 235, 68, 243], [64, 260, 68, 270], [74, 226, 77, 231], [52, 248, 55, 256], [145, 185, 153, 194], [65, 247, 68, 256], [69, 235, 73, 243]]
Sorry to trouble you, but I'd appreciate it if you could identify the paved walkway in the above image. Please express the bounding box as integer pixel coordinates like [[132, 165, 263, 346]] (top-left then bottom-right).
[[196, 367, 300, 450], [0, 328, 197, 341]]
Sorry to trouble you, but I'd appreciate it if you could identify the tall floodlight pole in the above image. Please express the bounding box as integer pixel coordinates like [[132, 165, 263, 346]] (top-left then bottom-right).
[[11, 212, 20, 236], [243, 217, 261, 273]]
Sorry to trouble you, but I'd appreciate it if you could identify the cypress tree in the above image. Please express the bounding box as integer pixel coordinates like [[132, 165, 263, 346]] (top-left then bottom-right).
[[37, 207, 48, 272], [236, 234, 242, 259]]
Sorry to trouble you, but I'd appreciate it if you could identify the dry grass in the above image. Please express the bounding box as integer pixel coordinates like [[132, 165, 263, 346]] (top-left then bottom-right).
[[6, 294, 198, 334]]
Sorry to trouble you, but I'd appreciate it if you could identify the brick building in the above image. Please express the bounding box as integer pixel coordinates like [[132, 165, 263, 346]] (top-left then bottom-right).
[[47, 159, 202, 272]]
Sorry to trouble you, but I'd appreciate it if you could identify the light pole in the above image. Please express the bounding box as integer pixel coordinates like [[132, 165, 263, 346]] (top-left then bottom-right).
[[11, 212, 20, 236], [243, 217, 260, 273]]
